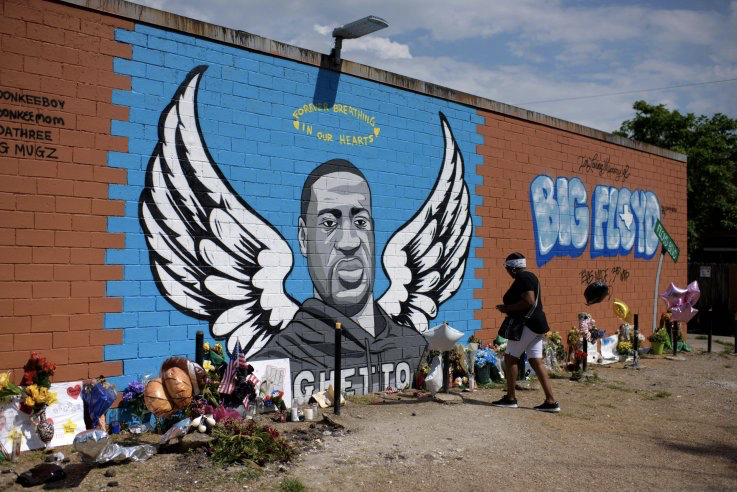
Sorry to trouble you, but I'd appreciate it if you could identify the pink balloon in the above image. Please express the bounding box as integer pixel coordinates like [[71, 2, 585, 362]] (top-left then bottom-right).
[[660, 282, 687, 310], [661, 281, 700, 322], [670, 304, 698, 323], [684, 281, 700, 307]]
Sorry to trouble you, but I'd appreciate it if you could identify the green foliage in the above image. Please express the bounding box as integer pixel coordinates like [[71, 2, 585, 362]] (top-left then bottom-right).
[[279, 477, 307, 492], [210, 418, 294, 466], [615, 101, 737, 254], [648, 329, 668, 344]]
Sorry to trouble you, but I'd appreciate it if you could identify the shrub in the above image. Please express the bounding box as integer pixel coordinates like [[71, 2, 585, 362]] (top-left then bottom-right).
[[210, 417, 294, 466]]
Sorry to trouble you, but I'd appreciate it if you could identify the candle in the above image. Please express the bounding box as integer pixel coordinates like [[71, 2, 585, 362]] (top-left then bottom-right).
[[304, 408, 314, 421]]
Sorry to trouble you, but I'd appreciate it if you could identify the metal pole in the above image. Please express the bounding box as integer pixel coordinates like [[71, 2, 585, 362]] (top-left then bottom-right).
[[582, 340, 588, 373], [334, 322, 342, 415], [652, 246, 665, 333], [632, 314, 639, 368], [671, 320, 678, 356], [442, 351, 450, 392], [708, 308, 713, 353], [195, 331, 204, 366]]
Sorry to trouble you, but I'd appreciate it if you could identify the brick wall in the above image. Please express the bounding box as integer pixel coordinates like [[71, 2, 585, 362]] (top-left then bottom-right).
[[0, 0, 687, 394], [474, 113, 687, 343], [0, 0, 132, 383]]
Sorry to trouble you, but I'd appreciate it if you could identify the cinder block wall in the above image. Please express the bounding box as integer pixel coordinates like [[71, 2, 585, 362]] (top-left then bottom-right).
[[0, 0, 687, 393], [0, 0, 132, 382]]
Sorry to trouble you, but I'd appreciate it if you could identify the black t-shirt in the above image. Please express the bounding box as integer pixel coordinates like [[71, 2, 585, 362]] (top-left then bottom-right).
[[502, 271, 549, 334]]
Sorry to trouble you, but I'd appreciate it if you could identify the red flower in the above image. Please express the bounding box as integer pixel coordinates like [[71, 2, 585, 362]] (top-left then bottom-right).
[[22, 370, 37, 386]]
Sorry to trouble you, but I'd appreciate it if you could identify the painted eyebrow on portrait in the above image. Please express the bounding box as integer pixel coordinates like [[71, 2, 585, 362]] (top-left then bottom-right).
[[316, 207, 372, 219]]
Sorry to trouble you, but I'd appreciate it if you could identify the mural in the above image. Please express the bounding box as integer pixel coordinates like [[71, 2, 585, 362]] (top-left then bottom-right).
[[138, 66, 473, 397], [530, 175, 661, 266]]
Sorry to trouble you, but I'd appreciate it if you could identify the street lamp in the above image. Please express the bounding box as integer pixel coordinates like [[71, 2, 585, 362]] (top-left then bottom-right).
[[330, 15, 389, 65]]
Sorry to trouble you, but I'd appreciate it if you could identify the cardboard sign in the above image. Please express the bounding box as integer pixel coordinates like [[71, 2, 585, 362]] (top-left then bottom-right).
[[248, 359, 292, 408], [0, 381, 86, 452]]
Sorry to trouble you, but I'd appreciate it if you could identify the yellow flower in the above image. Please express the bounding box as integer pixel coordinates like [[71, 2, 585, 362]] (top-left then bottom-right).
[[24, 396, 35, 408], [45, 391, 57, 406], [203, 342, 210, 353], [0, 372, 9, 390], [203, 360, 215, 372], [26, 384, 40, 400]]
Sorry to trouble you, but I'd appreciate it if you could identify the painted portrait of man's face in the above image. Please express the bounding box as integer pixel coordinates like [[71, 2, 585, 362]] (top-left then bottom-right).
[[299, 166, 375, 316]]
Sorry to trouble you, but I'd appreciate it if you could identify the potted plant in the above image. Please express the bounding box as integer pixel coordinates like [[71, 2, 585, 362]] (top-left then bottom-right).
[[648, 329, 668, 355]]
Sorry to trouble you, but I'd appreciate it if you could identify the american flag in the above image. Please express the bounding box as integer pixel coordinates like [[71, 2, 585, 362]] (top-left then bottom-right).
[[246, 372, 260, 388], [218, 340, 248, 395]]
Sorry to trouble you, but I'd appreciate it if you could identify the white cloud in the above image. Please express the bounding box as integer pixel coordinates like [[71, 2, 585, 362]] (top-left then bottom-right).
[[313, 24, 332, 36], [128, 0, 737, 130], [342, 36, 412, 60], [310, 25, 412, 60]]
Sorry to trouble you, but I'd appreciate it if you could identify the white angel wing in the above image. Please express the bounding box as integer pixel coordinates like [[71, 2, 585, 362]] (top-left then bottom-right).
[[139, 66, 298, 357], [377, 113, 473, 333]]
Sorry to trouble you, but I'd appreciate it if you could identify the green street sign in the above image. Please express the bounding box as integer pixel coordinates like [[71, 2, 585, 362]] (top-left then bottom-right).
[[654, 219, 679, 263]]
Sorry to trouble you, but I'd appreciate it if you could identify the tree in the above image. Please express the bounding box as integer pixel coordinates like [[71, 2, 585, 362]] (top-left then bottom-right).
[[615, 101, 737, 256]]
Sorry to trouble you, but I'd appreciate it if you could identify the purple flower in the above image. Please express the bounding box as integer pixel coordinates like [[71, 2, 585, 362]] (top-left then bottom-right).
[[122, 381, 144, 401]]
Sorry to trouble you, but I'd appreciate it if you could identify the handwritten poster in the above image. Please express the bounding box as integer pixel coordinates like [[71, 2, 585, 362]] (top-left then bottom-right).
[[0, 381, 86, 452]]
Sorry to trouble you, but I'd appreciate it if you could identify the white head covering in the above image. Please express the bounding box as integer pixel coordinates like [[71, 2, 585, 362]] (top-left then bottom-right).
[[504, 258, 526, 269]]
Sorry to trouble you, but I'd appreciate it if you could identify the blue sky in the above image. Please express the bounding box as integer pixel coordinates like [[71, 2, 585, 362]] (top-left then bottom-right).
[[132, 0, 737, 133]]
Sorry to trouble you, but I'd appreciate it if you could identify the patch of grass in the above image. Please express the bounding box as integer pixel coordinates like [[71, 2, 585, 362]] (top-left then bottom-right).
[[279, 477, 307, 492], [477, 381, 505, 390], [645, 391, 672, 400], [724, 365, 732, 369], [715, 339, 735, 348], [347, 394, 378, 405], [234, 467, 263, 483], [694, 335, 707, 340], [606, 382, 635, 393], [583, 372, 601, 384], [548, 371, 568, 379]]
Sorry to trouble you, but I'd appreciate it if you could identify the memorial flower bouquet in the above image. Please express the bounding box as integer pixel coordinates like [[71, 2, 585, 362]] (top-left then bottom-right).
[[0, 372, 23, 404], [122, 380, 148, 423], [19, 352, 57, 415], [21, 384, 58, 414], [19, 352, 57, 446], [617, 341, 633, 356], [203, 342, 226, 368]]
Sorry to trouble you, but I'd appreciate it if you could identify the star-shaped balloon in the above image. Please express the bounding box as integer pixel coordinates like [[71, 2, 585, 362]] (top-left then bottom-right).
[[423, 322, 463, 352], [660, 281, 700, 322]]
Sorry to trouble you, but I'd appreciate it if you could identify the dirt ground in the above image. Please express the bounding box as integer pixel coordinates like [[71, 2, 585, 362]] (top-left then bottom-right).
[[3, 335, 736, 491]]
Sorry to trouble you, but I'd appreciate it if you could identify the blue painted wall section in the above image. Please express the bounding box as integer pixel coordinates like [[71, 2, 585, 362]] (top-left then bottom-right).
[[105, 24, 483, 390], [530, 174, 661, 267]]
